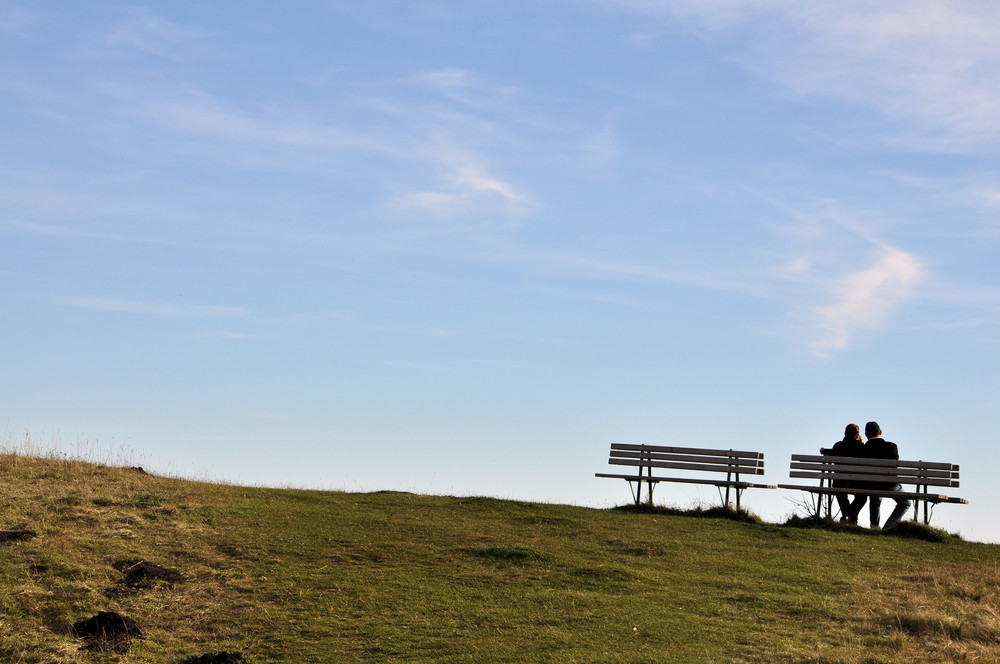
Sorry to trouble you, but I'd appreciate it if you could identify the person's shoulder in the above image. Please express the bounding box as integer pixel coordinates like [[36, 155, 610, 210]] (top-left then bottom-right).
[[865, 438, 899, 459], [861, 439, 883, 456]]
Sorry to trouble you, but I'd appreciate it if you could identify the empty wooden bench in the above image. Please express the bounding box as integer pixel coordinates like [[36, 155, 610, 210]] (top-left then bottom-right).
[[596, 443, 776, 510], [778, 454, 968, 524]]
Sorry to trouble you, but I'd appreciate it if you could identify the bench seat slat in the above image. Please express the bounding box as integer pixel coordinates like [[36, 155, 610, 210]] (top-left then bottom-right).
[[609, 458, 766, 475], [788, 470, 959, 488], [597, 473, 777, 489], [791, 454, 958, 472], [777, 483, 969, 504], [611, 443, 763, 459], [789, 462, 958, 481], [611, 450, 765, 468], [778, 483, 951, 501], [609, 453, 765, 471], [611, 460, 764, 474]]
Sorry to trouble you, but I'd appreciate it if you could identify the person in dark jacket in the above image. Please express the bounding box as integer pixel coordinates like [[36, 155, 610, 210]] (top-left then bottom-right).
[[861, 421, 911, 529], [820, 423, 866, 523]]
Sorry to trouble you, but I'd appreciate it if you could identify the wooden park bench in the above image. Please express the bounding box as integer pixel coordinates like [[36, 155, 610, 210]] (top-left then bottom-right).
[[596, 443, 776, 510], [778, 454, 968, 524]]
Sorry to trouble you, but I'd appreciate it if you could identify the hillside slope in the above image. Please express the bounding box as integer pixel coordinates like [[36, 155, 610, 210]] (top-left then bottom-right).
[[2, 453, 999, 663]]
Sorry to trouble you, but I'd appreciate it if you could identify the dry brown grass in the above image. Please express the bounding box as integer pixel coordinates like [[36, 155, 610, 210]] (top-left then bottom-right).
[[867, 567, 1000, 661]]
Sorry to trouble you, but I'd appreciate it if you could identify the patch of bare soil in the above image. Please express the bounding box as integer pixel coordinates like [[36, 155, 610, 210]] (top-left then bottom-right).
[[106, 558, 184, 597], [72, 611, 143, 653], [0, 530, 36, 544]]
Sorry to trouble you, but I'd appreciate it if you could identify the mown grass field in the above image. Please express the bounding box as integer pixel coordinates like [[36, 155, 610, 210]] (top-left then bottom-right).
[[2, 451, 999, 663]]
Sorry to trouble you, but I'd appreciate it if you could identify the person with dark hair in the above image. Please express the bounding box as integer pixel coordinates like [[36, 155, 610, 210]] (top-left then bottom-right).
[[861, 421, 911, 529], [820, 423, 866, 523]]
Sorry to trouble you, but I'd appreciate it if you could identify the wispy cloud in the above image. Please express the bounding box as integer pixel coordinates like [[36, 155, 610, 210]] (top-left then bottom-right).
[[97, 7, 208, 62], [810, 246, 923, 355], [0, 3, 55, 34], [593, 1, 1000, 152], [128, 72, 536, 223], [202, 330, 264, 340], [62, 296, 249, 318], [402, 67, 522, 110], [369, 323, 460, 338], [2, 219, 95, 238], [391, 145, 531, 218]]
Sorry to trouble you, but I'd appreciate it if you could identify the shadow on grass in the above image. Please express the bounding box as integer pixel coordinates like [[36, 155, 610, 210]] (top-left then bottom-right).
[[782, 515, 960, 543], [467, 544, 553, 564], [612, 503, 763, 524]]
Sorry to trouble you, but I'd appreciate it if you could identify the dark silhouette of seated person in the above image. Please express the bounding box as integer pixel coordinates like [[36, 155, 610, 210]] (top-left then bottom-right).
[[860, 421, 911, 529], [820, 423, 866, 523]]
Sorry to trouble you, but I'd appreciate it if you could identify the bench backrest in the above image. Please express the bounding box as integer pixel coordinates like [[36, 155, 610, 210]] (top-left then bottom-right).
[[789, 454, 959, 488], [609, 443, 766, 476]]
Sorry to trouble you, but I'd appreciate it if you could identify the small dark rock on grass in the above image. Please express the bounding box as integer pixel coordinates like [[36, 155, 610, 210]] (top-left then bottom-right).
[[73, 611, 143, 653], [182, 652, 245, 664]]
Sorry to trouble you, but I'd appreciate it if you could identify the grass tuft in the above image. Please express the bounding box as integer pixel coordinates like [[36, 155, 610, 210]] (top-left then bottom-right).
[[881, 520, 959, 543], [614, 502, 763, 523], [783, 514, 961, 542]]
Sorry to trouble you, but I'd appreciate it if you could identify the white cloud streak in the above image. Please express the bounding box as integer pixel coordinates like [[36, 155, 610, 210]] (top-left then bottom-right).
[[391, 145, 530, 217], [130, 73, 534, 222], [62, 296, 249, 318], [98, 7, 207, 62], [594, 1, 1000, 152], [810, 247, 923, 355]]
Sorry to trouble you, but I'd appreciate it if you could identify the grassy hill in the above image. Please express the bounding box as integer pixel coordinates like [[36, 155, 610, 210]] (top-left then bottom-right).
[[2, 452, 999, 663]]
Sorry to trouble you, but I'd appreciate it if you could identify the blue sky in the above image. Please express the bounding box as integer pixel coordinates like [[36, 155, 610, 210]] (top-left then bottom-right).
[[3, 1, 1000, 542]]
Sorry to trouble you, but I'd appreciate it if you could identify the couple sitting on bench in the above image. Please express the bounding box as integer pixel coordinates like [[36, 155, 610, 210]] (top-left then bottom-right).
[[820, 421, 910, 529]]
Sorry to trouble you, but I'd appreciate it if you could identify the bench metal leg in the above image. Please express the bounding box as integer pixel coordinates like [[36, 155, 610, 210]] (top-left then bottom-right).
[[643, 461, 654, 505], [641, 447, 654, 505], [627, 480, 639, 506], [627, 481, 651, 505], [808, 487, 825, 524], [626, 465, 656, 506]]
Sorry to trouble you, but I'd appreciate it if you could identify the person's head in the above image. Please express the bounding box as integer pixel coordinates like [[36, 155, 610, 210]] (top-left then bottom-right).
[[844, 423, 861, 441], [865, 421, 881, 439]]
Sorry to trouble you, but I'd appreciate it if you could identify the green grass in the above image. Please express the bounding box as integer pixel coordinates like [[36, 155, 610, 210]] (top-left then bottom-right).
[[2, 453, 999, 663]]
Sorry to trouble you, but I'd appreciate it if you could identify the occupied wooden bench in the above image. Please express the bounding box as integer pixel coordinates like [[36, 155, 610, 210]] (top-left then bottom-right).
[[778, 454, 968, 524], [596, 443, 776, 510]]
